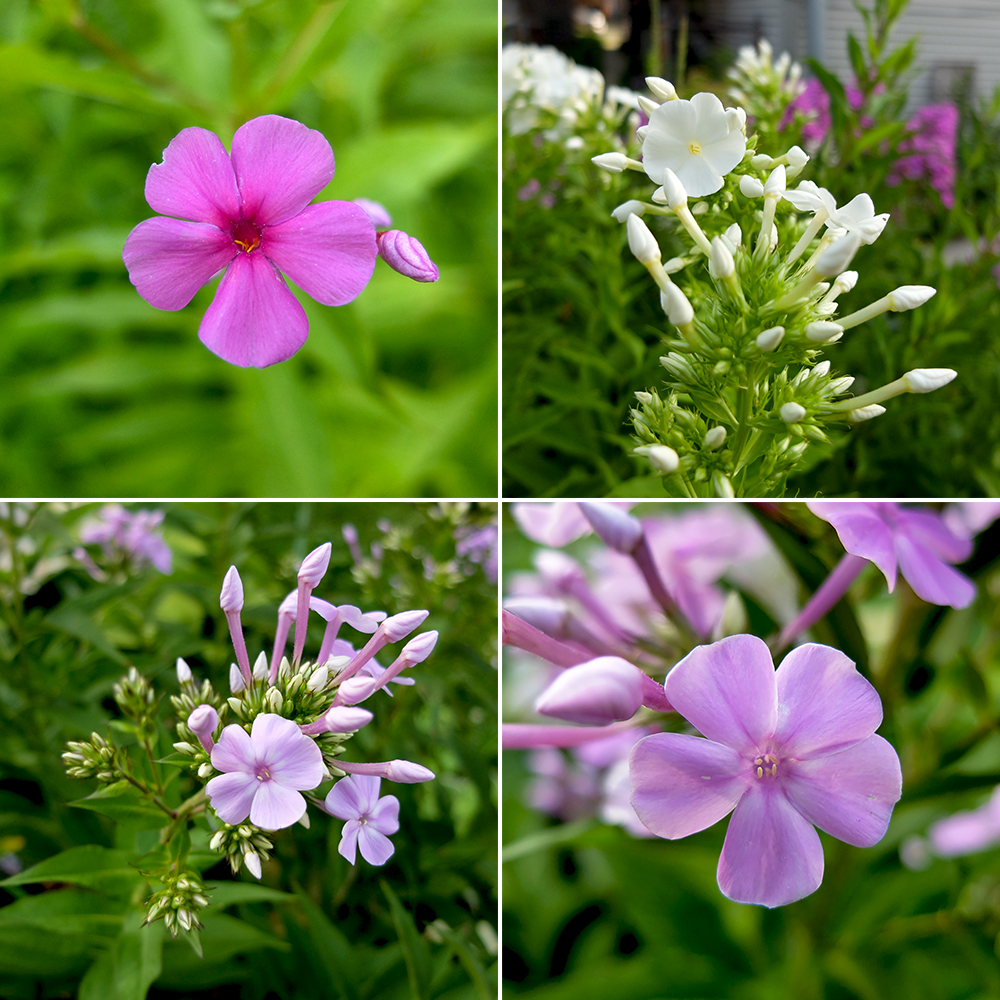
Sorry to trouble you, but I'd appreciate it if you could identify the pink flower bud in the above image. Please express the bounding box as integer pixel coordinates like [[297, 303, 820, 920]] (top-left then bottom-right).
[[322, 707, 374, 732], [385, 760, 436, 783], [400, 630, 438, 665], [176, 657, 193, 684], [579, 503, 643, 554], [220, 566, 244, 612], [188, 704, 219, 752], [381, 609, 429, 642], [502, 596, 569, 636], [298, 542, 332, 587], [229, 663, 246, 693], [534, 656, 645, 725], [376, 230, 439, 282], [353, 198, 392, 228], [337, 676, 380, 704]]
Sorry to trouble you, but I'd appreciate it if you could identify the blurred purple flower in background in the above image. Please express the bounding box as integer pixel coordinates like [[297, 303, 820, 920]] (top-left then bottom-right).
[[630, 635, 902, 907], [456, 523, 499, 583], [888, 102, 959, 208], [77, 503, 172, 574]]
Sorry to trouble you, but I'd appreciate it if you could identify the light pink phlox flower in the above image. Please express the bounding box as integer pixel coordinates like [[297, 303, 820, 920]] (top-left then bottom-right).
[[511, 502, 636, 548], [206, 713, 324, 830], [353, 198, 392, 228], [455, 524, 499, 583], [808, 502, 975, 608], [325, 775, 400, 865], [330, 638, 415, 696], [630, 635, 902, 907], [943, 502, 1000, 541], [79, 503, 172, 574], [928, 787, 1000, 857], [123, 115, 377, 368]]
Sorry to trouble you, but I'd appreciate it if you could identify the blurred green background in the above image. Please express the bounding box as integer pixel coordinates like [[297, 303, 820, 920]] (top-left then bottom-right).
[[0, 0, 497, 497], [0, 500, 497, 998]]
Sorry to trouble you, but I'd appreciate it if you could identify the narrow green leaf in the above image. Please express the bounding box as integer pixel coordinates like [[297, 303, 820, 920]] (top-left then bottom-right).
[[295, 891, 360, 1000], [382, 881, 431, 1000], [502, 819, 595, 863], [0, 845, 142, 895], [70, 790, 168, 827], [434, 924, 496, 1000]]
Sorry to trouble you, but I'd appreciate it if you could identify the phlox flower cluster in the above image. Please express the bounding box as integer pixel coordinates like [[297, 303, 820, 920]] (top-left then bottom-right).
[[590, 79, 955, 496], [726, 39, 806, 129], [75, 503, 172, 576], [887, 102, 959, 208]]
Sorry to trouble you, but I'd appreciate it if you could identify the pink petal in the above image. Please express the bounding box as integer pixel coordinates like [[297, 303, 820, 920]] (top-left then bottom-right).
[[338, 820, 360, 864], [894, 532, 975, 608], [664, 635, 778, 755], [773, 643, 882, 758], [144, 126, 241, 228], [717, 783, 824, 908], [357, 825, 395, 865], [123, 217, 236, 310], [230, 115, 334, 227], [206, 770, 258, 824], [369, 794, 400, 835], [198, 250, 308, 367], [251, 714, 325, 789], [898, 508, 973, 562], [629, 732, 749, 839], [263, 201, 376, 306], [807, 503, 898, 591], [211, 723, 256, 773], [782, 735, 902, 847], [250, 780, 307, 829], [511, 502, 594, 546], [326, 775, 381, 819]]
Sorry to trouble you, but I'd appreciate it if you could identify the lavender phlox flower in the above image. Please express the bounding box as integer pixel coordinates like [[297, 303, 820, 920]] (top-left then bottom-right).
[[376, 230, 439, 283], [353, 198, 392, 228], [206, 713, 325, 831], [808, 502, 975, 609], [122, 115, 379, 367], [325, 775, 400, 866], [188, 704, 219, 753], [220, 566, 253, 685], [943, 502, 1000, 541], [79, 503, 172, 574], [630, 635, 902, 907], [455, 523, 499, 583], [511, 501, 635, 547], [927, 787, 1000, 857]]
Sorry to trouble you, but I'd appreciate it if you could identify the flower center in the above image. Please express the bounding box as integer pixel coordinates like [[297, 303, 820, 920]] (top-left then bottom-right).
[[753, 753, 779, 779], [688, 141, 702, 156], [255, 766, 271, 782], [232, 218, 262, 253]]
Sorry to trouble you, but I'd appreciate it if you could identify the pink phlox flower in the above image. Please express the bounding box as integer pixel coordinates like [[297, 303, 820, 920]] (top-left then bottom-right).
[[630, 635, 902, 907], [511, 502, 636, 548], [353, 198, 392, 228], [943, 502, 1000, 540], [928, 787, 1000, 857], [455, 523, 499, 583], [206, 713, 324, 830], [887, 102, 958, 208], [325, 775, 400, 865], [79, 503, 172, 574], [808, 502, 975, 608], [123, 115, 378, 368], [780, 78, 831, 146]]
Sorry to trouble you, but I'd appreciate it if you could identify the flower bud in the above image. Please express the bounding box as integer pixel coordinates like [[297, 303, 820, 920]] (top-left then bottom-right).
[[400, 630, 439, 665], [337, 676, 379, 704], [739, 175, 764, 198], [847, 404, 887, 422], [252, 650, 268, 681], [710, 236, 735, 279], [382, 609, 429, 642], [188, 704, 218, 738], [298, 542, 332, 587], [726, 107, 747, 133], [645, 76, 676, 100], [611, 200, 646, 222], [751, 153, 773, 169], [243, 851, 262, 880], [815, 233, 862, 277], [176, 657, 193, 684], [724, 223, 742, 247], [385, 760, 436, 783], [307, 665, 329, 692], [579, 502, 643, 554], [832, 270, 858, 294], [829, 376, 855, 393], [635, 444, 679, 474], [592, 151, 629, 173], [780, 402, 807, 423], [763, 163, 786, 196], [712, 472, 736, 498], [903, 368, 957, 393], [627, 214, 661, 264], [319, 706, 374, 732], [786, 145, 809, 169], [534, 657, 645, 725], [756, 325, 785, 351], [353, 198, 392, 227], [888, 285, 936, 311], [660, 283, 694, 327], [376, 231, 439, 282], [703, 426, 727, 449], [198, 762, 214, 778], [805, 321, 845, 343], [229, 663, 245, 693], [266, 688, 283, 712], [220, 567, 243, 613], [660, 168, 687, 209], [637, 95, 660, 117]]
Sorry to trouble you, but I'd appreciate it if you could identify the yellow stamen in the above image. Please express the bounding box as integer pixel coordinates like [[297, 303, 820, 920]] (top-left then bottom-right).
[[689, 141, 702, 156]]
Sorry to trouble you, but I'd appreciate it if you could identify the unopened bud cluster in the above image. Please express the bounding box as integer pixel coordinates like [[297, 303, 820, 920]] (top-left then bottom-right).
[[209, 822, 274, 880], [144, 869, 211, 937], [62, 732, 129, 786]]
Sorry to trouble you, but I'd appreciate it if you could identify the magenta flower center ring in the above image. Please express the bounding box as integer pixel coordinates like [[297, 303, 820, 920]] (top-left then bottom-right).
[[232, 218, 263, 254]]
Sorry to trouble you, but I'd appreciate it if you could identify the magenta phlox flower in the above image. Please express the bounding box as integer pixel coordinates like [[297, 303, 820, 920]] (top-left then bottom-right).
[[325, 775, 400, 865], [123, 115, 378, 367], [808, 502, 975, 608], [928, 787, 1000, 857], [511, 502, 635, 548], [206, 713, 324, 830], [630, 635, 902, 907], [79, 503, 172, 574], [887, 102, 958, 208]]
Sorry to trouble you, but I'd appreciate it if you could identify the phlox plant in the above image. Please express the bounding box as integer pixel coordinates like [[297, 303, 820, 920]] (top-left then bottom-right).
[[503, 500, 1000, 999]]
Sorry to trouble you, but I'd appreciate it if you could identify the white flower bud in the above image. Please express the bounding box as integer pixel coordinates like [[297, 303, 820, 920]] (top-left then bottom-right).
[[252, 650, 268, 681], [815, 233, 862, 278], [209, 830, 225, 851], [660, 168, 688, 209], [756, 325, 785, 351], [712, 472, 736, 498], [726, 107, 747, 133], [660, 283, 694, 326], [627, 214, 661, 264], [709, 236, 735, 279], [751, 153, 773, 169], [805, 321, 845, 343], [724, 223, 742, 247], [903, 368, 957, 393], [636, 125, 649, 140], [739, 175, 764, 198], [847, 404, 887, 422], [703, 426, 727, 449], [592, 152, 628, 173], [786, 145, 809, 169], [888, 285, 936, 311], [611, 200, 646, 222], [176, 658, 192, 684], [307, 665, 329, 692], [645, 77, 676, 100], [763, 163, 786, 197], [637, 95, 660, 117], [266, 688, 284, 712], [635, 444, 680, 474], [828, 376, 856, 393], [833, 270, 858, 294], [780, 402, 807, 423], [635, 390, 653, 404], [198, 762, 214, 778], [660, 352, 697, 381], [229, 663, 245, 693], [812, 361, 831, 377]]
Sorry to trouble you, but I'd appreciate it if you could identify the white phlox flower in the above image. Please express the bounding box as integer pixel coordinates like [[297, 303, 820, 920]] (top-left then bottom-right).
[[641, 92, 747, 197]]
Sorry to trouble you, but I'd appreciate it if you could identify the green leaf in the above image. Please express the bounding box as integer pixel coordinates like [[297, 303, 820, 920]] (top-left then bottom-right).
[[0, 845, 143, 896], [382, 881, 432, 1000], [80, 910, 164, 1000], [295, 891, 361, 1000], [605, 476, 667, 498], [847, 33, 868, 85], [45, 605, 128, 665], [502, 819, 595, 863], [204, 882, 295, 910], [0, 922, 98, 976], [433, 924, 496, 1000], [70, 789, 168, 827], [0, 888, 124, 938]]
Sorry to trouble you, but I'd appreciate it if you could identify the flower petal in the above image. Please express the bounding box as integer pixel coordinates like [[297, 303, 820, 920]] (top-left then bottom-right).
[[230, 115, 335, 227], [369, 794, 400, 835], [807, 503, 898, 591], [664, 634, 778, 754], [894, 532, 975, 608], [629, 732, 749, 839], [206, 770, 258, 824], [251, 713, 325, 789], [263, 201, 376, 306], [782, 734, 902, 847], [211, 723, 256, 773], [717, 782, 824, 908], [144, 126, 241, 228], [122, 217, 236, 310], [898, 508, 973, 563], [701, 126, 748, 177], [250, 781, 307, 829], [325, 774, 382, 819], [689, 91, 731, 143], [338, 820, 359, 864], [357, 825, 396, 866], [198, 250, 309, 367], [676, 156, 724, 198], [773, 643, 882, 758]]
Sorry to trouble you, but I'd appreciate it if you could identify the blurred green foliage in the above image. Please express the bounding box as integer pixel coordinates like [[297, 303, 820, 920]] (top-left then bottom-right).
[[0, 500, 497, 998], [503, 502, 1000, 998], [0, 0, 497, 496]]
